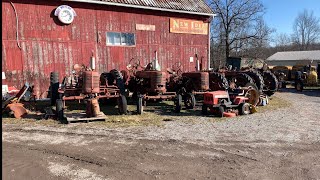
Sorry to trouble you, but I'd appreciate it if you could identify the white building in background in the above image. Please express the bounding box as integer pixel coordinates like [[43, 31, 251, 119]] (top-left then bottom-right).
[[266, 50, 320, 67]]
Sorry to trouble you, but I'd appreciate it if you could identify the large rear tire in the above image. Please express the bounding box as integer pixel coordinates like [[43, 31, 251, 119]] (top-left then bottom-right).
[[244, 70, 265, 92], [209, 72, 229, 91], [263, 71, 278, 96]]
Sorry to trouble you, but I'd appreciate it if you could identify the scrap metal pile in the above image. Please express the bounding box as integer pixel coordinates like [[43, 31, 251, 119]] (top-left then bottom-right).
[[2, 54, 280, 122]]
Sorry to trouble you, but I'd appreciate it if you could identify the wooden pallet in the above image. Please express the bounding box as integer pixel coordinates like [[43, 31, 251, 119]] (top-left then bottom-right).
[[65, 112, 107, 123]]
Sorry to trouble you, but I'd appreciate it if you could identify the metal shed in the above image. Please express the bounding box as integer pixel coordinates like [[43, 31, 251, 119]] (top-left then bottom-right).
[[2, 0, 215, 98]]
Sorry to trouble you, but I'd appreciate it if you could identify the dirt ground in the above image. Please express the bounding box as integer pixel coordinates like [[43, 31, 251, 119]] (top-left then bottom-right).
[[2, 89, 320, 180]]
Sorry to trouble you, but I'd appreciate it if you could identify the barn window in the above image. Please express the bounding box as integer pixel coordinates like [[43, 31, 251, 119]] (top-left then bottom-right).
[[107, 32, 135, 46]]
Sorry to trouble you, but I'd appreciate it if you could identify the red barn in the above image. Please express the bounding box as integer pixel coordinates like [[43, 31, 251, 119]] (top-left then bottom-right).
[[2, 0, 215, 98]]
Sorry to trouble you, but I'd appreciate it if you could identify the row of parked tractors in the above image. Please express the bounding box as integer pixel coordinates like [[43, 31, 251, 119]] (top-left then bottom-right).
[[50, 57, 278, 123], [271, 65, 319, 91]]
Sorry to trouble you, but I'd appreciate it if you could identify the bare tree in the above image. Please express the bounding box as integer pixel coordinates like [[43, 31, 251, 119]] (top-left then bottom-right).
[[209, 0, 266, 63], [276, 33, 291, 47], [292, 9, 320, 50]]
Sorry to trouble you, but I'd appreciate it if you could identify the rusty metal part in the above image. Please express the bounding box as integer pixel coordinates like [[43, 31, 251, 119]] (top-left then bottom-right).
[[86, 99, 93, 118], [6, 103, 27, 119], [85, 98, 101, 118], [83, 71, 100, 94], [134, 70, 167, 94], [91, 98, 100, 117], [143, 93, 177, 101], [182, 72, 209, 91]]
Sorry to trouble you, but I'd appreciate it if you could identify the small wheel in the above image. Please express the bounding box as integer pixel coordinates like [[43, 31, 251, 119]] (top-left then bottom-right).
[[56, 99, 67, 124], [217, 106, 225, 117], [295, 80, 303, 91], [118, 95, 128, 115], [184, 93, 196, 109], [137, 95, 143, 115], [201, 104, 208, 115], [239, 103, 251, 115], [175, 94, 182, 113]]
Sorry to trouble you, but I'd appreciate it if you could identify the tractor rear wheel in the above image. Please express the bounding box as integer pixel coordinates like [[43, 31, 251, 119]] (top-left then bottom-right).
[[117, 95, 127, 115], [244, 70, 265, 92], [209, 72, 229, 91], [263, 71, 278, 96], [239, 103, 251, 115], [231, 73, 254, 88], [184, 93, 196, 109]]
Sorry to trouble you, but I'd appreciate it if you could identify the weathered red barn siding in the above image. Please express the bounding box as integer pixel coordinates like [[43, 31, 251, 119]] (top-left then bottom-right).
[[2, 0, 210, 98]]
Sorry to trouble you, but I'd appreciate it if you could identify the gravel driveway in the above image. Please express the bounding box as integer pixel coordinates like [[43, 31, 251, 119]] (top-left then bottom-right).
[[2, 89, 320, 180]]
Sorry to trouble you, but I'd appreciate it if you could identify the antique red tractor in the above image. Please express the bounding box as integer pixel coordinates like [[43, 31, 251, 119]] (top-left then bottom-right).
[[202, 90, 254, 117], [55, 64, 127, 123], [126, 53, 179, 114]]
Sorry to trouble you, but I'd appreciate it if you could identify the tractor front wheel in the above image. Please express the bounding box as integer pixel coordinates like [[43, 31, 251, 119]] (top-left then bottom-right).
[[118, 95, 128, 115], [217, 106, 225, 117], [184, 93, 196, 109], [137, 95, 143, 115], [175, 94, 182, 113], [239, 103, 251, 115]]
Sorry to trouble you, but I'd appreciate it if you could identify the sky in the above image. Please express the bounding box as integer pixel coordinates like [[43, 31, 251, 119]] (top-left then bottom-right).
[[261, 0, 320, 35]]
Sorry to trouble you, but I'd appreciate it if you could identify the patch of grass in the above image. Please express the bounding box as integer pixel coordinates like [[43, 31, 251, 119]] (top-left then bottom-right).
[[256, 95, 292, 113], [2, 117, 60, 126]]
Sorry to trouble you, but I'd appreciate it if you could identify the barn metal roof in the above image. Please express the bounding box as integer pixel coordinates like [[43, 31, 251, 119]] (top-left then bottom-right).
[[63, 0, 215, 16], [267, 50, 320, 61]]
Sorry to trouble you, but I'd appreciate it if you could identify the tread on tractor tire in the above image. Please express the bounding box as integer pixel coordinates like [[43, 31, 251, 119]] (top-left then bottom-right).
[[244, 70, 265, 92], [230, 73, 254, 89], [110, 69, 126, 96], [263, 71, 278, 96], [209, 72, 229, 91]]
